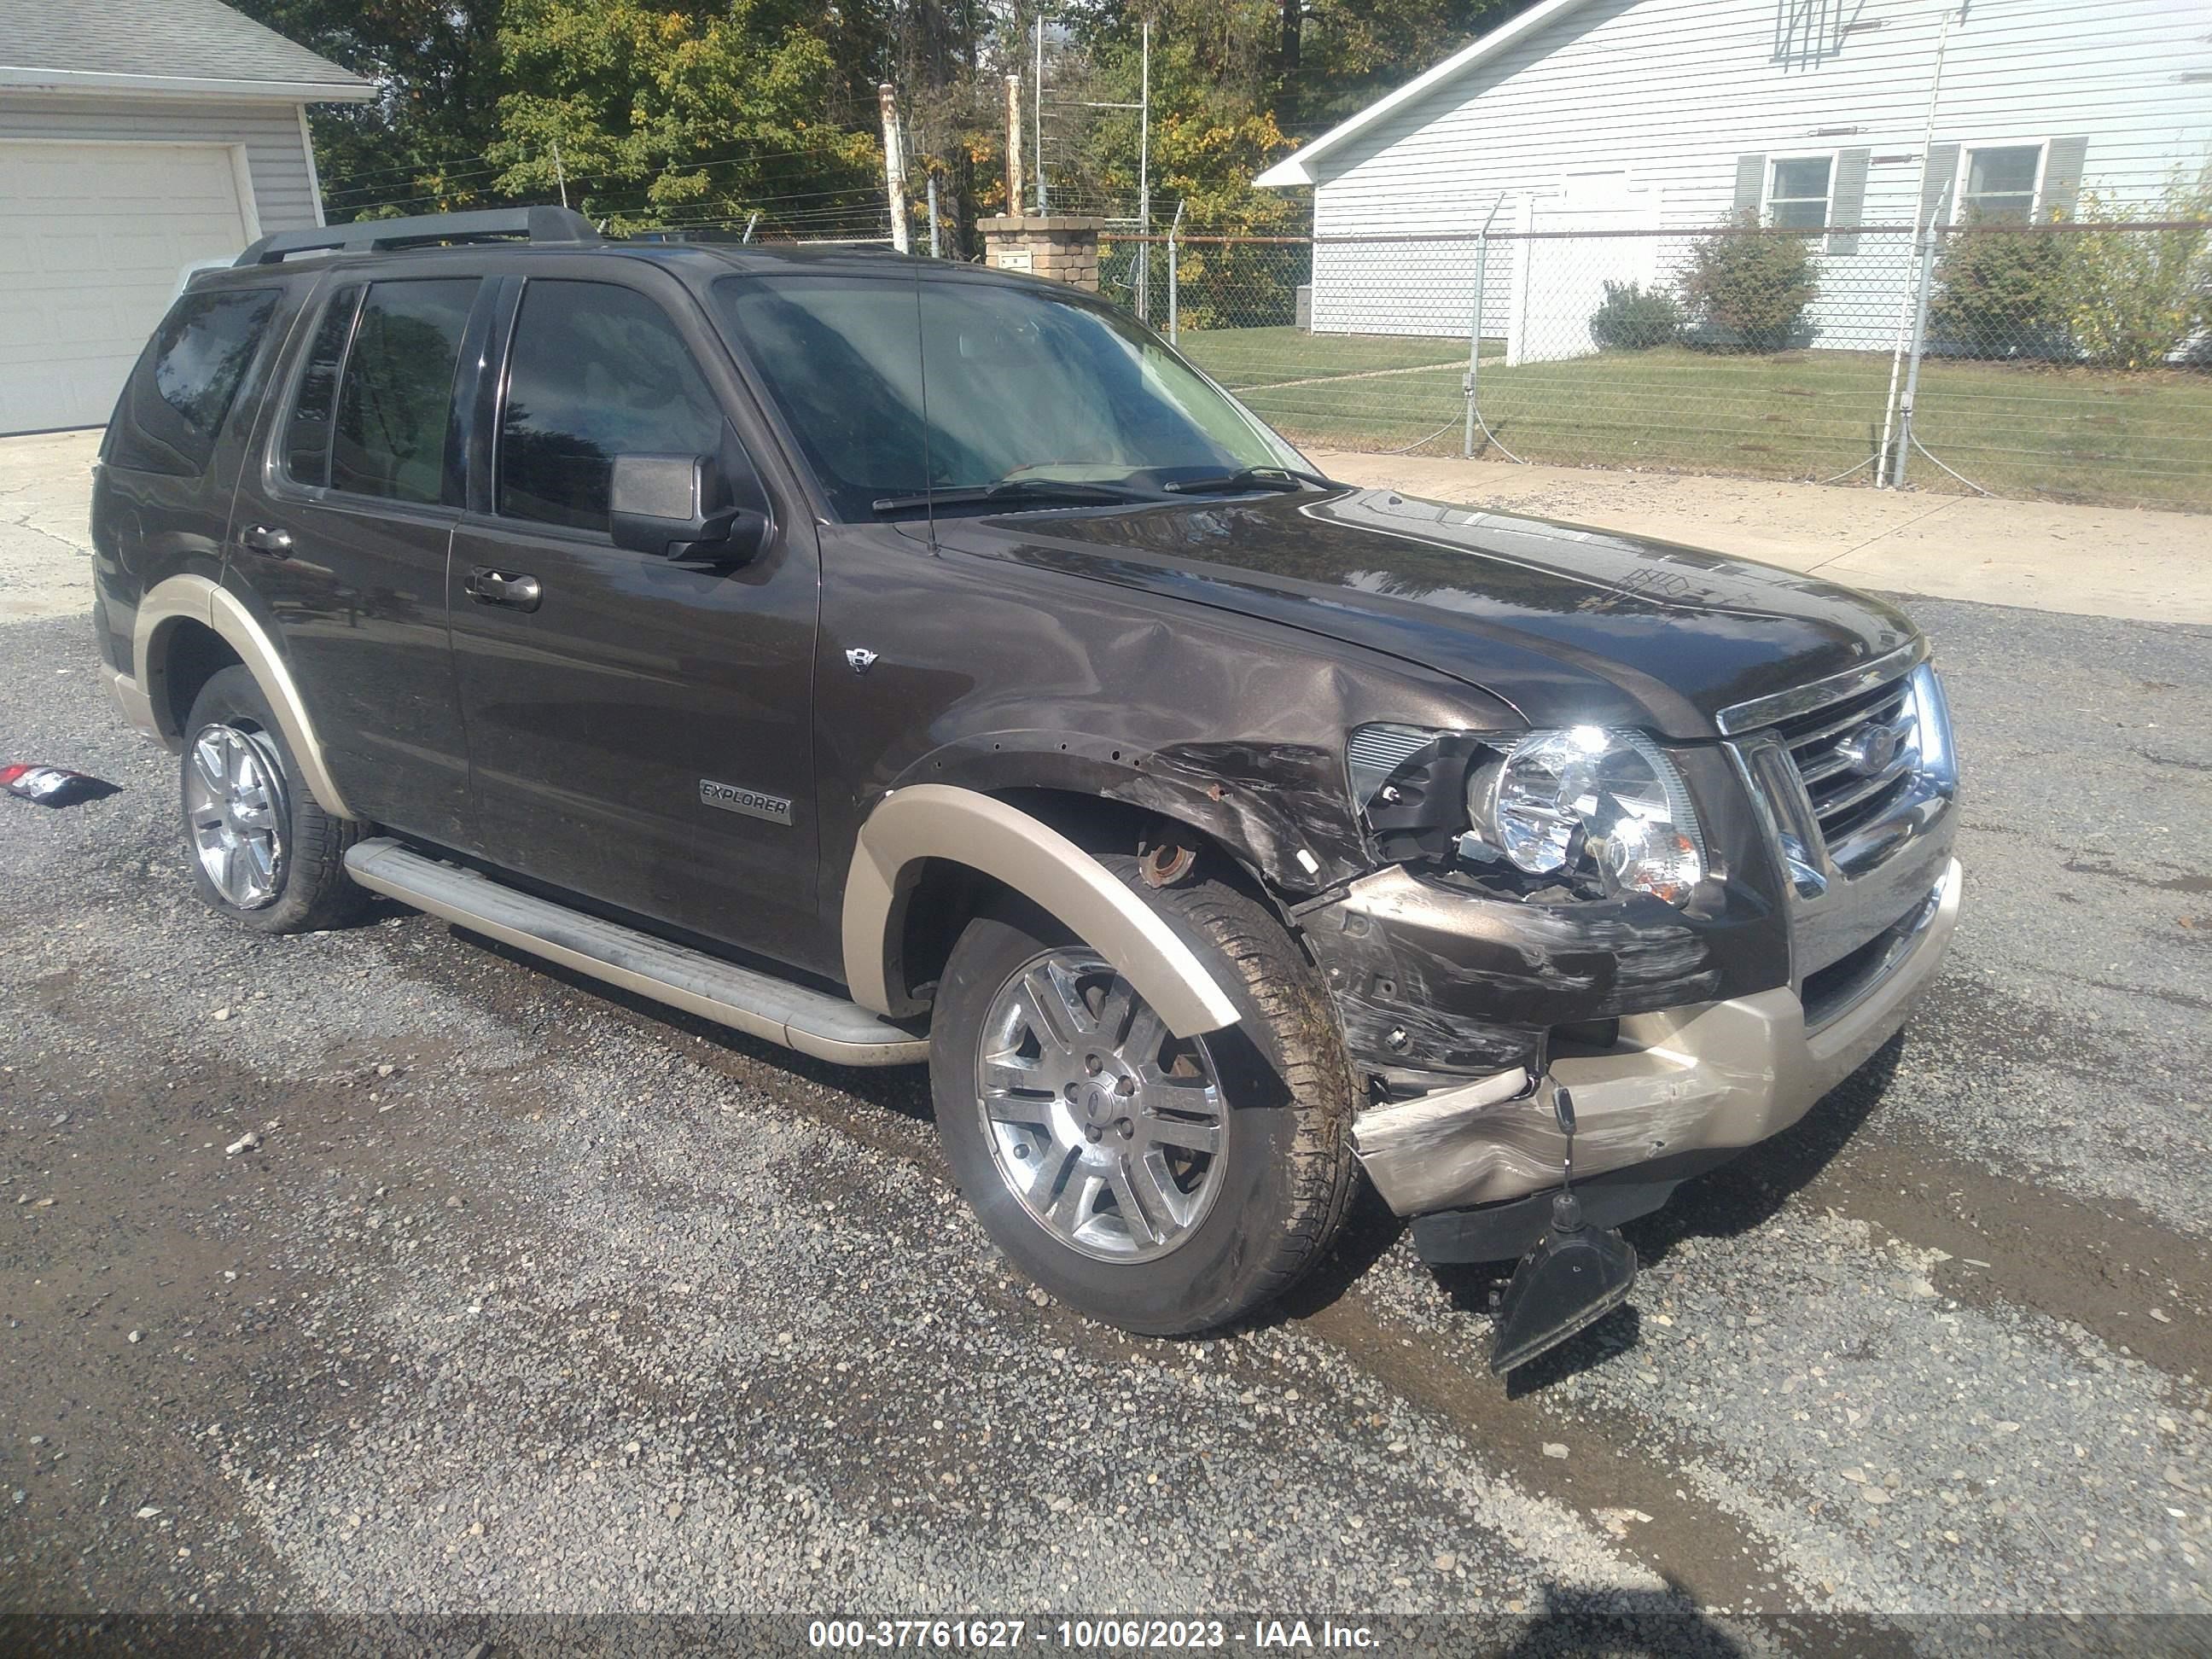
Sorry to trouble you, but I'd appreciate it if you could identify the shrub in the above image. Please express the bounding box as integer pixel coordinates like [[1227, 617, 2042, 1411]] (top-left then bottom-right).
[[1930, 213, 2068, 358], [2056, 169, 2212, 370], [1587, 280, 1683, 350], [1680, 210, 1819, 351]]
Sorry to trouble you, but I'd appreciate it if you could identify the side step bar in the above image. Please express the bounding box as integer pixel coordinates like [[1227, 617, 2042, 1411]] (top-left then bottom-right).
[[343, 838, 929, 1067]]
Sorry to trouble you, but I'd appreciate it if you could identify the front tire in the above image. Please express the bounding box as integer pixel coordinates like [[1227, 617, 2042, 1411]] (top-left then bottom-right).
[[930, 858, 1358, 1335], [180, 665, 368, 934]]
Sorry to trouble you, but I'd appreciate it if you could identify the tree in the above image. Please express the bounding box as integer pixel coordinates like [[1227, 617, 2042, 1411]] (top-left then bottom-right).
[[488, 1, 880, 234], [224, 1, 509, 220]]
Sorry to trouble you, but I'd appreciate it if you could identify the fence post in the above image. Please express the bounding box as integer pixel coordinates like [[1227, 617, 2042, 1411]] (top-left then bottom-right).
[[1167, 201, 1184, 344], [1891, 217, 1942, 488], [1464, 200, 1501, 459]]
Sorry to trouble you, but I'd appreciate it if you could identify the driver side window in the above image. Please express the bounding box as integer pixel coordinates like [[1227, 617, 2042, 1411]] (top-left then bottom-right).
[[498, 281, 726, 533]]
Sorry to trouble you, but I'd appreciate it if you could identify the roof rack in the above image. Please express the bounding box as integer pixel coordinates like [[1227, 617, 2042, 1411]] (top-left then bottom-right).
[[235, 206, 602, 266]]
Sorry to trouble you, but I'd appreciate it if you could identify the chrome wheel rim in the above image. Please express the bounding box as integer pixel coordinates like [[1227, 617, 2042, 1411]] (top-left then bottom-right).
[[974, 948, 1229, 1263], [184, 724, 288, 910]]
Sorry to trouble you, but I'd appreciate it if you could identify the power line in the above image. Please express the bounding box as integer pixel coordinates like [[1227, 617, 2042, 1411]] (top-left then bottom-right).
[[329, 134, 885, 217]]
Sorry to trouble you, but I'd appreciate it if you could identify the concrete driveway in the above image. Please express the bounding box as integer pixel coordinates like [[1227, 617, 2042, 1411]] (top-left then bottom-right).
[[4, 433, 2209, 1634]]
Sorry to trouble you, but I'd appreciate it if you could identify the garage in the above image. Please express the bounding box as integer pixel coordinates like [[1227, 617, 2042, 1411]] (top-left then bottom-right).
[[0, 142, 258, 433], [0, 0, 371, 434]]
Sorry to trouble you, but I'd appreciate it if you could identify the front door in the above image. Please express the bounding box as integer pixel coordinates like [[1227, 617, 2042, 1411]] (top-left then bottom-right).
[[230, 273, 486, 843], [447, 274, 824, 969]]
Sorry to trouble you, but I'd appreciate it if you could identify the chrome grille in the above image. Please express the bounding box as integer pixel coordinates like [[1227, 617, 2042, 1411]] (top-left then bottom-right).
[[1773, 674, 1918, 850]]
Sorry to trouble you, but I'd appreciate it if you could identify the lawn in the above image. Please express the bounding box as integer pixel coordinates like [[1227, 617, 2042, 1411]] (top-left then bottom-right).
[[1178, 324, 1496, 390], [1176, 331, 2212, 513]]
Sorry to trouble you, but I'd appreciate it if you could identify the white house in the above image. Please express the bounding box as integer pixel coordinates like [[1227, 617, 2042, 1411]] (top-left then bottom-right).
[[1255, 0, 2212, 360], [0, 0, 372, 433]]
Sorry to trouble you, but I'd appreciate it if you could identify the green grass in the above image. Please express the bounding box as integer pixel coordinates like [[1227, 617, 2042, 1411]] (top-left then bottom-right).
[[1178, 325, 1494, 390], [1180, 333, 2212, 513]]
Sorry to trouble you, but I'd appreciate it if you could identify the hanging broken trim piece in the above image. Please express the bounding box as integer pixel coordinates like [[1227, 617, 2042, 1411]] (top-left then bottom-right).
[[2, 764, 120, 807]]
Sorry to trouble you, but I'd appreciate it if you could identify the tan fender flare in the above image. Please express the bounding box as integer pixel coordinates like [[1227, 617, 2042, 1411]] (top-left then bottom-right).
[[841, 783, 1241, 1039], [131, 573, 358, 821]]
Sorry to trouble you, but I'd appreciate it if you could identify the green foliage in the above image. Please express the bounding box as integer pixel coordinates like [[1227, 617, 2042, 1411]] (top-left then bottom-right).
[[1586, 281, 1683, 351], [226, 1, 508, 219], [1680, 211, 1819, 351], [2056, 169, 2212, 370], [229, 0, 1528, 253], [1929, 213, 2068, 358], [490, 0, 876, 233]]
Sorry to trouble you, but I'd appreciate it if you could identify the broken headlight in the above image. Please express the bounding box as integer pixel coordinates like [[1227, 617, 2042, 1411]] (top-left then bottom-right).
[[1467, 726, 1705, 906]]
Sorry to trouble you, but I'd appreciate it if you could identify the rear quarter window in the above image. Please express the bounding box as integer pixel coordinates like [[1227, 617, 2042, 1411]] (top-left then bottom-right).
[[106, 288, 282, 477]]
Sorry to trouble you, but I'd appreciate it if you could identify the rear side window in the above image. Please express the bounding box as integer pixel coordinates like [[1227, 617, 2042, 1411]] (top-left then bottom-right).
[[283, 284, 363, 486], [107, 288, 280, 477], [330, 279, 478, 505], [498, 280, 725, 533]]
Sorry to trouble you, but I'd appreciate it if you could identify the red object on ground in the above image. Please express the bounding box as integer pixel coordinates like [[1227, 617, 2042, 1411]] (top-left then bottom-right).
[[2, 764, 119, 806]]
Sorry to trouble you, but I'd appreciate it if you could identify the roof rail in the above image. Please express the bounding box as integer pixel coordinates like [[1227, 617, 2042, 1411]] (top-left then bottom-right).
[[234, 206, 602, 266]]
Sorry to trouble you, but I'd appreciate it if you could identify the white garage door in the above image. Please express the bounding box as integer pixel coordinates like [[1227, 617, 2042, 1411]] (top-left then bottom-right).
[[0, 141, 256, 434]]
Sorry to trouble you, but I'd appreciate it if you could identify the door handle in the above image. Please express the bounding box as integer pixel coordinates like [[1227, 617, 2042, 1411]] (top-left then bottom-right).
[[465, 567, 543, 612], [239, 524, 294, 558]]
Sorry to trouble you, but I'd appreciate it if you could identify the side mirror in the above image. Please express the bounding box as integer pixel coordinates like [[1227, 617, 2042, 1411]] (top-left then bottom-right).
[[608, 452, 769, 564]]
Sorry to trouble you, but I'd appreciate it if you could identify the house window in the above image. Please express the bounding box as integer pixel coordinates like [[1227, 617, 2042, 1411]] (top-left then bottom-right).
[[1767, 156, 1834, 230], [1962, 145, 2042, 222]]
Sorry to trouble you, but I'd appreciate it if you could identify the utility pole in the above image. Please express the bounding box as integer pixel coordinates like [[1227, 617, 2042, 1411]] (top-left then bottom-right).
[[878, 84, 909, 254], [551, 139, 568, 210], [1005, 73, 1023, 217], [1034, 15, 1048, 215]]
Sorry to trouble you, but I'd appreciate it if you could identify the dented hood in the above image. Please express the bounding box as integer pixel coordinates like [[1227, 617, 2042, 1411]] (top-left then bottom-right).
[[930, 486, 1920, 739]]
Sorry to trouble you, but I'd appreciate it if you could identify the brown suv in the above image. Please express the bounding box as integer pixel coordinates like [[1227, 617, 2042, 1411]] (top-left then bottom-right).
[[90, 207, 1960, 1366]]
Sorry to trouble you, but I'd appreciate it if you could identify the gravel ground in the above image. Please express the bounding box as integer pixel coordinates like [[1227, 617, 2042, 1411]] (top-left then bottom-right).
[[3, 582, 2209, 1644]]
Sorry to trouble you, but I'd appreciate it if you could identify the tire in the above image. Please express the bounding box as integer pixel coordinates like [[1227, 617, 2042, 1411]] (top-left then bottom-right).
[[930, 856, 1359, 1336], [180, 664, 369, 934]]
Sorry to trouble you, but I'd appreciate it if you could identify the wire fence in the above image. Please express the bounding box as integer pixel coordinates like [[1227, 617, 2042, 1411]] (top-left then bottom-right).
[[1100, 218, 2212, 513]]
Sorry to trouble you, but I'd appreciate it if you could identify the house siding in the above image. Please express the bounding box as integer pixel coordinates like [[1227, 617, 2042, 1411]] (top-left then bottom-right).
[[1301, 0, 2212, 349], [0, 91, 323, 231]]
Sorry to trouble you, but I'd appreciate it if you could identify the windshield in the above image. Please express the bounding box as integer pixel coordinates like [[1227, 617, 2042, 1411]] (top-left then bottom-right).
[[712, 271, 1307, 520]]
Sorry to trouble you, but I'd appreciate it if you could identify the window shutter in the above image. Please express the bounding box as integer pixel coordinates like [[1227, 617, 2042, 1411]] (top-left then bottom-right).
[[1918, 142, 1960, 225], [1829, 148, 1871, 253], [2041, 136, 2090, 220], [1733, 154, 1767, 222]]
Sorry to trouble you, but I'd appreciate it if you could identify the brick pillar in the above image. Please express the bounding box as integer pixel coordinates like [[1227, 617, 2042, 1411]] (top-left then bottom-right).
[[977, 215, 1103, 291]]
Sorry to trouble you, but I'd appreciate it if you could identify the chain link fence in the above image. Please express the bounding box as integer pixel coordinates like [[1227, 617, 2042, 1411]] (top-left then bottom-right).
[[1101, 219, 2212, 513]]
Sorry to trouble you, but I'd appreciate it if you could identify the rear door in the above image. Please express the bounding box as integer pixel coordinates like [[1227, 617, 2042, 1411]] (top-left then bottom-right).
[[228, 270, 492, 844], [447, 267, 824, 969]]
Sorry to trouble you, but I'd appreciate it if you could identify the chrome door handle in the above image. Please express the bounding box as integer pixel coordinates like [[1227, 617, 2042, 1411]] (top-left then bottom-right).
[[239, 524, 294, 558], [465, 567, 543, 612]]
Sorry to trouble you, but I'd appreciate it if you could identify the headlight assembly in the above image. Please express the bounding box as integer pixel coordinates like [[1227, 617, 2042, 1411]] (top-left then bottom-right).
[[1469, 726, 1705, 905]]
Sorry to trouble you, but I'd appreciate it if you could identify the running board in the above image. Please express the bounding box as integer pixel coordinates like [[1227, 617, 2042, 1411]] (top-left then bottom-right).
[[343, 838, 930, 1067]]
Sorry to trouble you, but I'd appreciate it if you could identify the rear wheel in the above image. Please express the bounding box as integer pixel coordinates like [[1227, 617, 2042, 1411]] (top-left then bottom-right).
[[930, 857, 1358, 1335], [180, 666, 368, 934]]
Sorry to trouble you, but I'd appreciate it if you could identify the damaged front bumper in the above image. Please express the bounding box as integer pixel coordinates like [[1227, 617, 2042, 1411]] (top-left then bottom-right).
[[1348, 858, 1960, 1254]]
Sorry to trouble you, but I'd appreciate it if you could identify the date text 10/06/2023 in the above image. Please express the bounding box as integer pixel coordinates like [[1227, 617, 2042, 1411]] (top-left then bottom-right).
[[806, 1620, 1381, 1650]]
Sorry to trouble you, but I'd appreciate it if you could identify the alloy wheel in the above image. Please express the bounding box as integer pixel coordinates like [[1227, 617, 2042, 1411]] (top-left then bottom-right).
[[184, 723, 289, 910], [973, 948, 1230, 1262]]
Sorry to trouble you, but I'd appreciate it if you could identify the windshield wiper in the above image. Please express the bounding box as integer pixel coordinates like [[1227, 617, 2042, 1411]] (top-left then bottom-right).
[[871, 479, 1165, 515], [1162, 464, 1338, 496]]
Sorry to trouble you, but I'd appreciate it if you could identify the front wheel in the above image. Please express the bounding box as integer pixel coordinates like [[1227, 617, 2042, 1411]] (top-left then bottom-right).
[[929, 857, 1359, 1335]]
